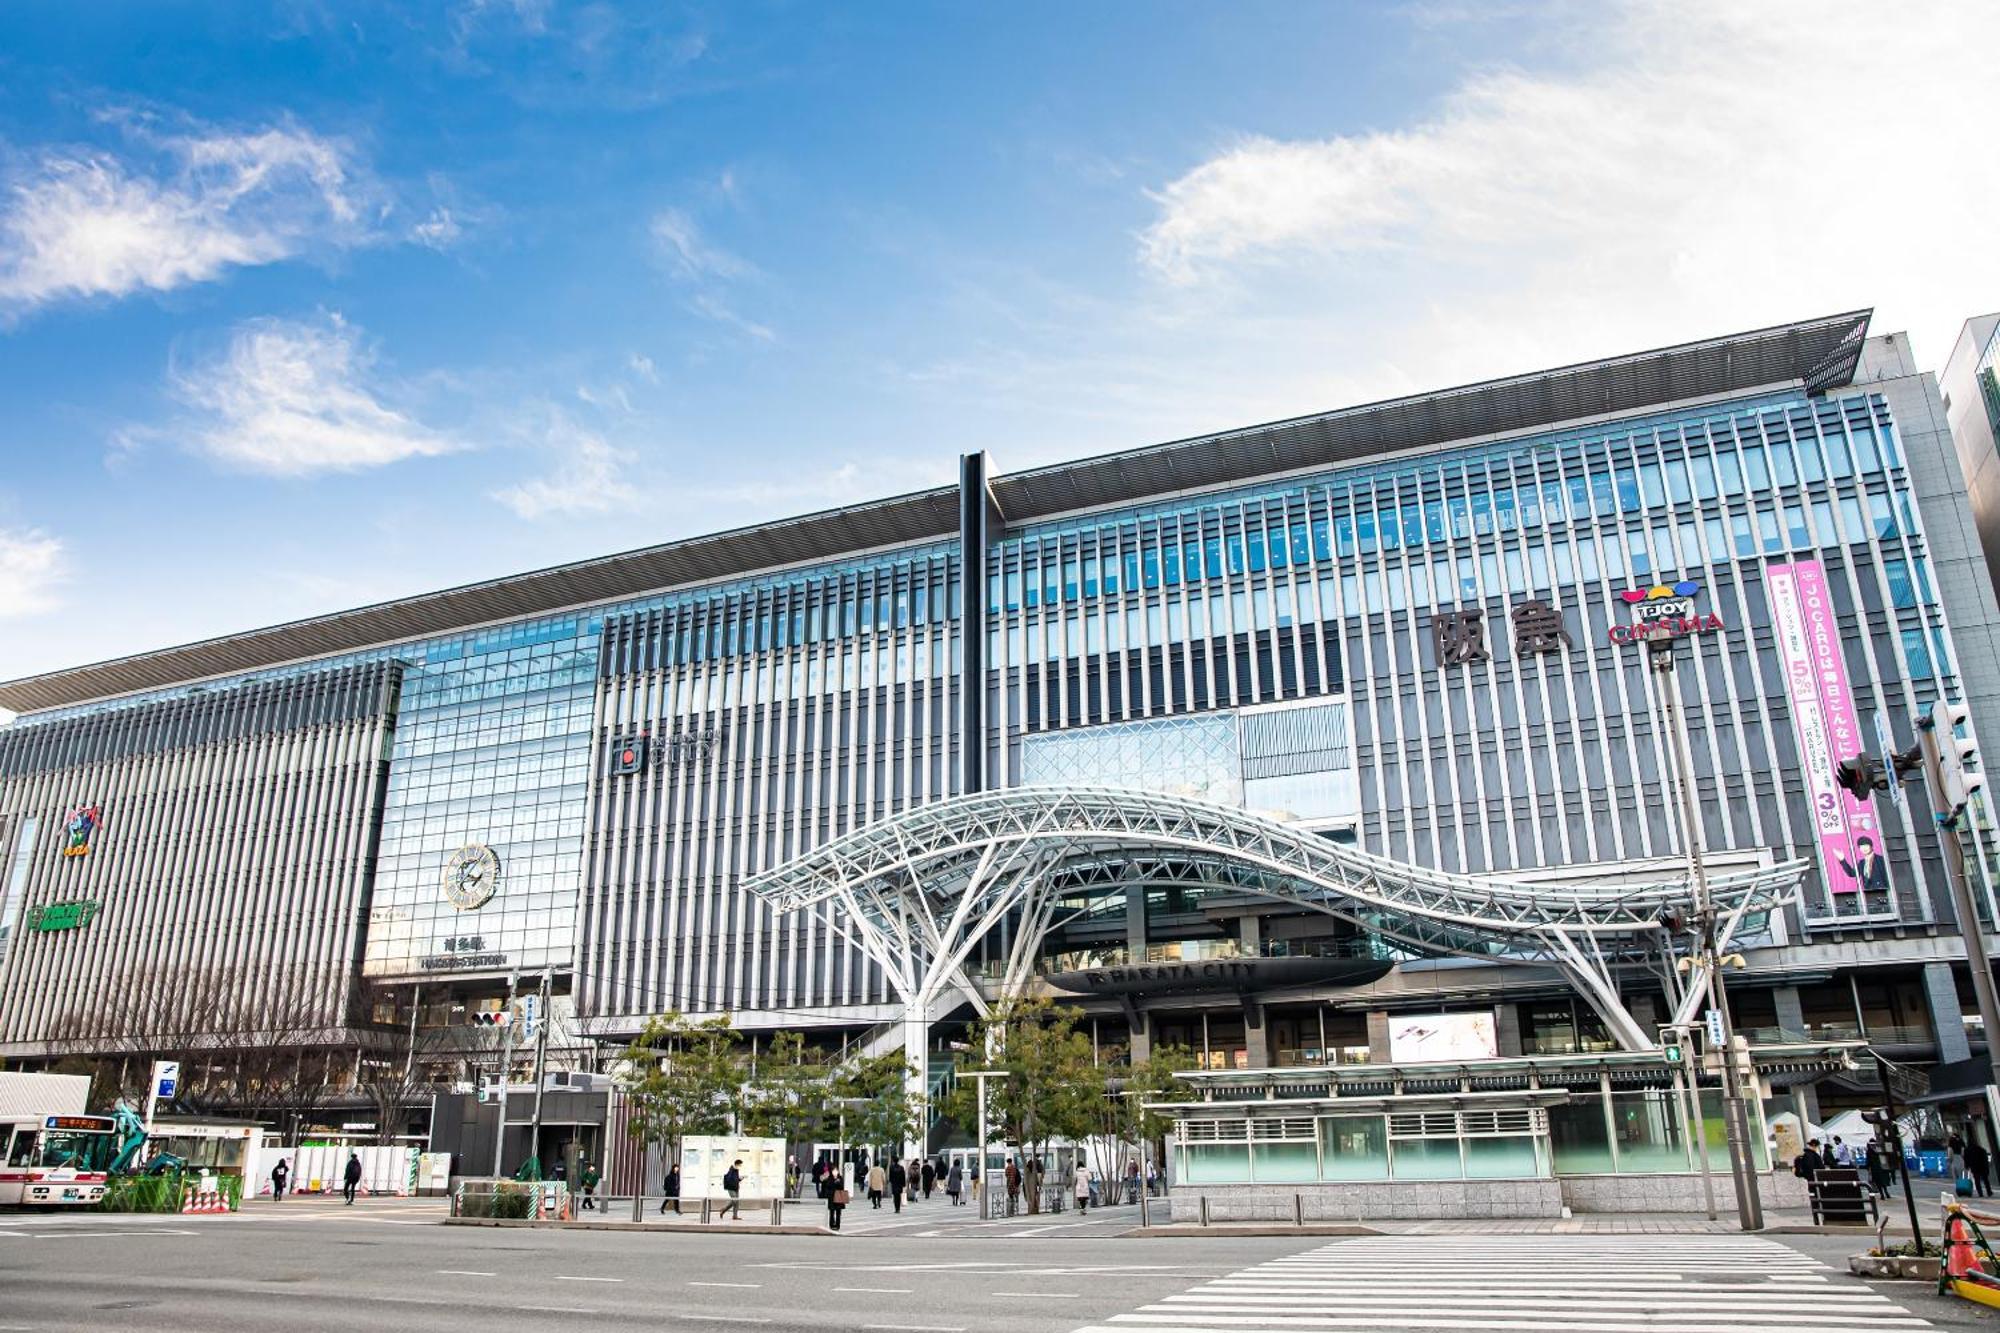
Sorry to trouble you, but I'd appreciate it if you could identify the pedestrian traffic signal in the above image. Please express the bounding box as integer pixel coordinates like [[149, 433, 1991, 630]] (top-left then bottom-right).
[[1834, 754, 1885, 801]]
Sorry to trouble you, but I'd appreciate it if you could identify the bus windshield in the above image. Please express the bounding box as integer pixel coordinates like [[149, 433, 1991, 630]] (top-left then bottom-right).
[[38, 1131, 113, 1172]]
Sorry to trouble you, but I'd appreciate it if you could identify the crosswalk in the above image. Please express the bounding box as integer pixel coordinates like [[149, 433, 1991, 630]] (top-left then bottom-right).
[[1069, 1235, 1935, 1332]]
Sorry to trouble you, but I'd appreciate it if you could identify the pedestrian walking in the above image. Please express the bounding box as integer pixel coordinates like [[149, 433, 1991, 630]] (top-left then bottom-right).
[[921, 1158, 935, 1200], [908, 1158, 923, 1205], [866, 1162, 886, 1209], [342, 1152, 363, 1205], [721, 1159, 744, 1219], [269, 1157, 289, 1201], [889, 1158, 907, 1213], [660, 1162, 682, 1215], [1124, 1160, 1140, 1204], [1791, 1137, 1824, 1183], [1004, 1159, 1021, 1214], [1952, 1134, 1971, 1194], [1969, 1139, 1993, 1198], [1073, 1166, 1091, 1213], [819, 1164, 849, 1230], [578, 1158, 600, 1211], [946, 1159, 963, 1206]]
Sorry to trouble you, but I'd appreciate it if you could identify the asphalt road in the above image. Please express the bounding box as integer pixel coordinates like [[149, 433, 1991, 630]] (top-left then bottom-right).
[[0, 1198, 1306, 1333], [2, 1198, 1991, 1333]]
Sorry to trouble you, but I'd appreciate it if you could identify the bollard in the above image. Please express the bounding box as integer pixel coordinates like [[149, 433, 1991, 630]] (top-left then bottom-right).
[[700, 1198, 713, 1225], [1294, 1194, 1304, 1227], [1198, 1195, 1210, 1227], [770, 1198, 783, 1225]]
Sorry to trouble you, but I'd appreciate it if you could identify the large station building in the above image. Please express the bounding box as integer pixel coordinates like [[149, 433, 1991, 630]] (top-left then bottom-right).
[[4, 310, 1999, 1188]]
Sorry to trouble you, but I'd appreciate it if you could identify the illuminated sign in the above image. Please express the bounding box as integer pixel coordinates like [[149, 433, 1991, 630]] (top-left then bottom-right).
[[1606, 580, 1726, 645], [60, 805, 100, 858], [44, 1115, 112, 1132], [30, 900, 99, 932]]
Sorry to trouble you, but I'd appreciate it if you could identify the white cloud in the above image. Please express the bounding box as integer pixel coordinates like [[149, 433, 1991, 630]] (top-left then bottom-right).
[[492, 412, 639, 519], [627, 352, 658, 383], [0, 123, 373, 315], [0, 527, 65, 617], [1134, 1, 2000, 374], [650, 206, 754, 282], [171, 314, 460, 475], [411, 206, 462, 250], [687, 292, 774, 343]]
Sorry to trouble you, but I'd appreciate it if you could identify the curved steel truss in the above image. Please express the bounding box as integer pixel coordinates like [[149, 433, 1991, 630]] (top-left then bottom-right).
[[745, 785, 1805, 1061]]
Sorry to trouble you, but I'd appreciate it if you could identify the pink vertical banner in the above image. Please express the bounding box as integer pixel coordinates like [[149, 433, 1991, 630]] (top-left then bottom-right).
[[1768, 560, 1885, 896]]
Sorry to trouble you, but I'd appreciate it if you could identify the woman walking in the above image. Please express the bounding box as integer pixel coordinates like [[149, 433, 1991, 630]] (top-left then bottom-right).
[[866, 1161, 887, 1209], [659, 1162, 681, 1215], [819, 1163, 849, 1230], [1073, 1165, 1091, 1213], [946, 1159, 963, 1206]]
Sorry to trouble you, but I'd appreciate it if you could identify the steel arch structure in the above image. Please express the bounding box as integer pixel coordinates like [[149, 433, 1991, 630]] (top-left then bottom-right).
[[744, 785, 1805, 1089]]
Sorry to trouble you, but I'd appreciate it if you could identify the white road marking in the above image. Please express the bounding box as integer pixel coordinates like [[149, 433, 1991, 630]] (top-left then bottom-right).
[[838, 1286, 916, 1293], [436, 1270, 497, 1277], [1066, 1236, 1939, 1333], [517, 1306, 596, 1315], [690, 1281, 763, 1288], [861, 1326, 967, 1332], [556, 1275, 624, 1283], [995, 1291, 1080, 1298]]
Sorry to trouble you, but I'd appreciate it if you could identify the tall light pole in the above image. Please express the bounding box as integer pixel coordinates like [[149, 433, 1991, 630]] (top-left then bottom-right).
[[959, 1069, 1009, 1219], [1646, 625, 1763, 1230], [526, 969, 553, 1179], [1117, 1087, 1153, 1227], [489, 970, 519, 1177]]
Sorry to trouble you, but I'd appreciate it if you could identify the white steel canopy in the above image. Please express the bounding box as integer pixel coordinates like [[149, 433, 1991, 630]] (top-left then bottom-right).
[[744, 785, 1806, 1068]]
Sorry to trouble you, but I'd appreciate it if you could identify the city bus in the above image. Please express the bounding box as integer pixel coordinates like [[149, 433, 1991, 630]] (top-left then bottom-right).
[[1, 1113, 115, 1207]]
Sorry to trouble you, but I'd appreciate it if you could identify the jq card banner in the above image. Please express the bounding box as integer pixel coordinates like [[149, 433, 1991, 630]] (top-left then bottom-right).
[[1768, 560, 1885, 896]]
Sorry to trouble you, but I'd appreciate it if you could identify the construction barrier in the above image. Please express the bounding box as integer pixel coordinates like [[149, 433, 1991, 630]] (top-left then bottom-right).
[[1940, 1194, 2000, 1308], [180, 1174, 234, 1214]]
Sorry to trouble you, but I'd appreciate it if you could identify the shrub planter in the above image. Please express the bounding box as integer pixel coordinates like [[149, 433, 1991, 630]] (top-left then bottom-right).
[[1849, 1254, 1942, 1281]]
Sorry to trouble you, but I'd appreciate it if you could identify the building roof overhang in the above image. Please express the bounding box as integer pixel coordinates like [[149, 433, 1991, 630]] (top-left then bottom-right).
[[0, 308, 1872, 715]]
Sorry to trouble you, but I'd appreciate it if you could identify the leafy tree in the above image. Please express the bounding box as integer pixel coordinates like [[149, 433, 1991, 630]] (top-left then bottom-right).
[[1092, 1042, 1198, 1191], [830, 1051, 925, 1158], [616, 1012, 742, 1212], [740, 1031, 834, 1151], [944, 997, 1105, 1213]]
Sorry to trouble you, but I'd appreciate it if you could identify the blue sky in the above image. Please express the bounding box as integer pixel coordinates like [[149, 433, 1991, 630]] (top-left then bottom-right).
[[3, 1, 1998, 694]]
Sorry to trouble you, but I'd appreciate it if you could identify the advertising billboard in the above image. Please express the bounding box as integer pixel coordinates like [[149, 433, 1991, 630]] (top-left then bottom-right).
[[1388, 1012, 1498, 1063], [1768, 560, 1884, 896]]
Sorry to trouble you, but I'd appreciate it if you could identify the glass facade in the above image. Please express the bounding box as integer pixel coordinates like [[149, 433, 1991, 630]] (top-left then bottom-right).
[[3, 329, 1993, 1040], [362, 618, 599, 980]]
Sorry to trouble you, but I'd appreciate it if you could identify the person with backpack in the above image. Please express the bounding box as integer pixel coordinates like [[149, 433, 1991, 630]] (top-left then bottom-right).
[[342, 1152, 364, 1205], [1791, 1138, 1824, 1183], [269, 1157, 290, 1201], [720, 1159, 744, 1219], [578, 1158, 600, 1211]]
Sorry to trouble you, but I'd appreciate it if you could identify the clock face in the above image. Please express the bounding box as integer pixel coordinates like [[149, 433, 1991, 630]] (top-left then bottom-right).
[[442, 844, 501, 911]]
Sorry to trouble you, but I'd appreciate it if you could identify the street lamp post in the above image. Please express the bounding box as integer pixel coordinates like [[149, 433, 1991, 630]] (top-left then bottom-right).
[[958, 1070, 1009, 1219], [1647, 627, 1764, 1230], [1117, 1087, 1152, 1228]]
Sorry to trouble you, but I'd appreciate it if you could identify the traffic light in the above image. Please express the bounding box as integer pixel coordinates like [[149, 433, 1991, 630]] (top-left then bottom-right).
[[1924, 701, 1983, 829], [1861, 1107, 1901, 1147], [1834, 753, 1885, 801], [472, 1005, 517, 1028]]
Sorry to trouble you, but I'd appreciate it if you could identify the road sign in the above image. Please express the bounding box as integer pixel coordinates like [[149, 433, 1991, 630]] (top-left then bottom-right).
[[521, 994, 540, 1039], [1704, 1008, 1726, 1051], [1874, 712, 1906, 809], [153, 1060, 179, 1099]]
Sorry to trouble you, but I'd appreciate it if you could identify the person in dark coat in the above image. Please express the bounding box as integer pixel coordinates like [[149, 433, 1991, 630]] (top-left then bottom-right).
[[1968, 1139, 1993, 1198], [818, 1162, 848, 1230], [720, 1159, 744, 1220], [920, 1158, 935, 1200], [888, 1158, 907, 1213], [270, 1157, 289, 1201], [1864, 1141, 1894, 1199], [342, 1153, 363, 1205], [1791, 1138, 1824, 1183], [659, 1163, 682, 1215]]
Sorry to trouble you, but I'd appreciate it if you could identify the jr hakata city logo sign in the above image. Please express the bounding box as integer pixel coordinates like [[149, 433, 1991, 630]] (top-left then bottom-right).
[[1604, 580, 1725, 645]]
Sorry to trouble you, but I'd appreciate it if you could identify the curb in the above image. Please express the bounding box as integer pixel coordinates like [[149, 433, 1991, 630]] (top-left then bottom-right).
[[443, 1217, 831, 1235], [1125, 1224, 1385, 1237]]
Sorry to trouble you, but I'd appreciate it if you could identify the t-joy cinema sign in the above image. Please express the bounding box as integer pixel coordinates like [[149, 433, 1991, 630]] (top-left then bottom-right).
[[1604, 580, 1726, 646]]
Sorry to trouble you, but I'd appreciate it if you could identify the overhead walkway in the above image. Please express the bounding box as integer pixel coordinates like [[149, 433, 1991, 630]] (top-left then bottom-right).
[[744, 785, 1807, 1096]]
